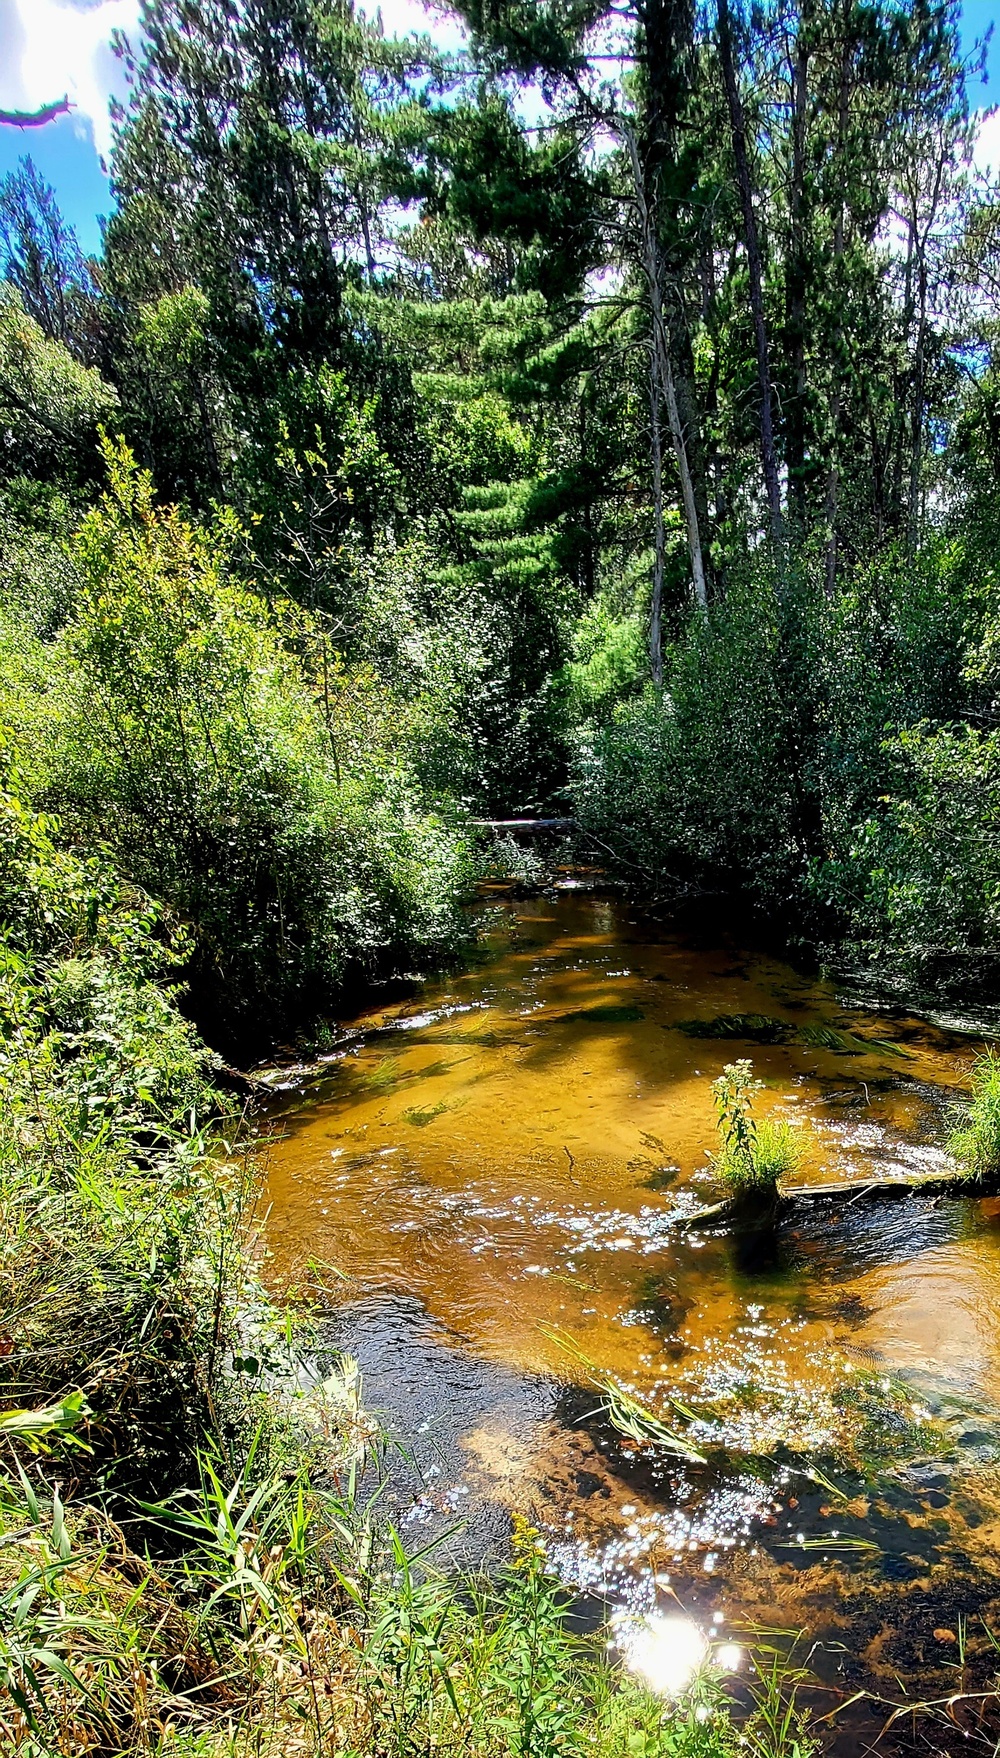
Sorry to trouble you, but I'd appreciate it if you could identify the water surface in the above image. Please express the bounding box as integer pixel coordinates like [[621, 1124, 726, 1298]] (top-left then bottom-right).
[[262, 891, 1000, 1752]]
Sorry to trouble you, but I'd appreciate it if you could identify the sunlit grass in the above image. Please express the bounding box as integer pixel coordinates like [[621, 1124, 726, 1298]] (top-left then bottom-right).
[[717, 1115, 805, 1195], [949, 1048, 1000, 1182], [712, 1061, 805, 1200]]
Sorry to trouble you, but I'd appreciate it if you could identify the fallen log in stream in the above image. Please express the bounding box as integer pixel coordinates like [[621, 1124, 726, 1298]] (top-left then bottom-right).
[[673, 1167, 995, 1230]]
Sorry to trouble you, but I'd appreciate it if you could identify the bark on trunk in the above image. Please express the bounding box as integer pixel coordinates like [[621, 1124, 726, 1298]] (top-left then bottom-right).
[[649, 367, 667, 687], [786, 13, 810, 526], [825, 27, 852, 596], [907, 253, 928, 554]]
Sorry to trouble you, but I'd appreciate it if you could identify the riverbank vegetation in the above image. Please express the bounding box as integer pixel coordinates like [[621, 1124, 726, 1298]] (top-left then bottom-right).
[[950, 1048, 1000, 1180], [0, 775, 743, 1754], [2, 0, 1000, 1749], [0, 0, 998, 1020]]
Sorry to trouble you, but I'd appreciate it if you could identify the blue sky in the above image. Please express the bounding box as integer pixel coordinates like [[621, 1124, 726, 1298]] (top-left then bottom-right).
[[0, 0, 996, 260]]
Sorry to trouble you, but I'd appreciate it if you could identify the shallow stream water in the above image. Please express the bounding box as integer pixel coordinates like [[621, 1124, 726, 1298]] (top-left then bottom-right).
[[261, 889, 1000, 1753]]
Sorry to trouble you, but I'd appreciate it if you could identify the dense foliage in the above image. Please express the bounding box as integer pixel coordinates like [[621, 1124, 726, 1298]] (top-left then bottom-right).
[[1, 0, 999, 1750], [0, 0, 994, 1004]]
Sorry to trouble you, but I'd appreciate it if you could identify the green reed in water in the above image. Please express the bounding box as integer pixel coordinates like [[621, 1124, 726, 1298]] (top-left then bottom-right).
[[949, 1047, 1000, 1182], [711, 1061, 804, 1200]]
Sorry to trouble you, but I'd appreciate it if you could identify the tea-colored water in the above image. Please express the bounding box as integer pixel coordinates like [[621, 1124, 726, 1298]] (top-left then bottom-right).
[[261, 892, 1000, 1749]]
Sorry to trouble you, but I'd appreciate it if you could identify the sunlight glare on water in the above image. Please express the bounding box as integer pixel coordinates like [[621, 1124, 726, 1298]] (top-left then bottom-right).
[[614, 1612, 708, 1696]]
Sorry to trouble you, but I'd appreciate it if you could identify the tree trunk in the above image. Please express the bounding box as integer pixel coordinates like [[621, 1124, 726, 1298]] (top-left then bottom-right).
[[907, 251, 927, 554], [622, 122, 708, 649], [786, 9, 810, 526], [717, 0, 783, 547], [649, 369, 667, 686], [656, 305, 709, 615], [824, 24, 852, 596], [192, 371, 224, 493]]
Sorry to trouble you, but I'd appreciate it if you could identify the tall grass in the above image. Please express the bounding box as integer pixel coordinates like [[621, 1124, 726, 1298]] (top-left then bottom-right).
[[949, 1047, 1000, 1182], [1, 1463, 748, 1758]]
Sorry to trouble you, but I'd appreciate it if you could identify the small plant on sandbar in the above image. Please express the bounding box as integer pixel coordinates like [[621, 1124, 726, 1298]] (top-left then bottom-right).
[[712, 1060, 803, 1203]]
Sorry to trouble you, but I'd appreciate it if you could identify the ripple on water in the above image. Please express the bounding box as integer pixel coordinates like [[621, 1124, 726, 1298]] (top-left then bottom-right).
[[260, 891, 1000, 1744]]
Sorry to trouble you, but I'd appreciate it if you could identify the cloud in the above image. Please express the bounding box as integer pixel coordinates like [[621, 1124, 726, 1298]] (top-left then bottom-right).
[[0, 0, 141, 160], [974, 105, 1000, 179]]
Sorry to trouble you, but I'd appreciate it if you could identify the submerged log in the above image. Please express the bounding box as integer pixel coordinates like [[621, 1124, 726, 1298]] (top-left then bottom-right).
[[672, 1167, 995, 1230]]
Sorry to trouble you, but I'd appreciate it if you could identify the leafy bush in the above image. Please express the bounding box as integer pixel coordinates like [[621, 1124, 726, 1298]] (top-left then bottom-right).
[[0, 481, 81, 634], [561, 590, 647, 724], [0, 778, 259, 1504], [810, 724, 1000, 991], [0, 285, 117, 483], [11, 437, 474, 1047], [348, 527, 569, 814], [569, 545, 987, 981], [572, 571, 800, 905]]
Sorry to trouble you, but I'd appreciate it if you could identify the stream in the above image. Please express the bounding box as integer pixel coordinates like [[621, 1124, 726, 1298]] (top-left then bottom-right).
[[261, 887, 1000, 1753]]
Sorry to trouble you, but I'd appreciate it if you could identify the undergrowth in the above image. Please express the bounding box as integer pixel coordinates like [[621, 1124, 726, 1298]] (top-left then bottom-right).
[[0, 776, 750, 1757], [0, 1469, 750, 1758]]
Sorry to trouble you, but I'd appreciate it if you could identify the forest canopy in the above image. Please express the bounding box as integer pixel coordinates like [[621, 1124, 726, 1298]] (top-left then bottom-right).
[[0, 0, 997, 1032]]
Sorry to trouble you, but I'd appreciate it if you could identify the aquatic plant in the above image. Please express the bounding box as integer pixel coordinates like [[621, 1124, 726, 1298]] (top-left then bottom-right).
[[712, 1060, 803, 1200], [742, 1633, 821, 1758], [677, 1015, 910, 1059], [949, 1047, 1000, 1182], [749, 1117, 807, 1187], [678, 1014, 792, 1044]]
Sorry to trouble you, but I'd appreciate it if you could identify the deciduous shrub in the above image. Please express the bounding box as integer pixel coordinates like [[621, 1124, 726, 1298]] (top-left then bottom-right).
[[0, 778, 254, 1503], [572, 571, 799, 906], [12, 437, 475, 1048]]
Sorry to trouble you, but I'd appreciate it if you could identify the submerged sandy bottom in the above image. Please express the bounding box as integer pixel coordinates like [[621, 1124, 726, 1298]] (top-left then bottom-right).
[[260, 892, 1000, 1752]]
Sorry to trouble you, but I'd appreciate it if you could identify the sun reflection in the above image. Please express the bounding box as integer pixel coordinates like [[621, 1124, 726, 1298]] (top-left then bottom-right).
[[616, 1613, 708, 1696], [615, 1612, 745, 1696]]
